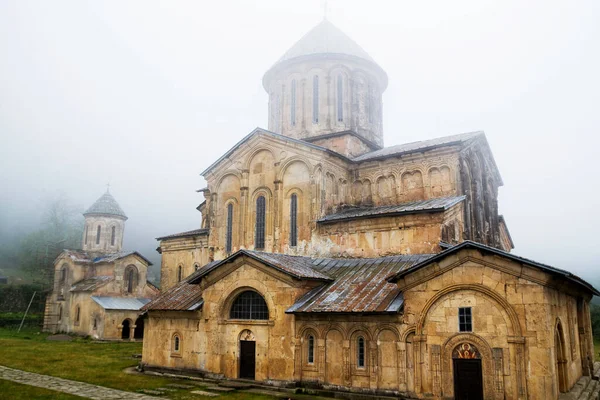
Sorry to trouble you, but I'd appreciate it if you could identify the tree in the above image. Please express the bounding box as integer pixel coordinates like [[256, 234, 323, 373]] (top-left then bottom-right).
[[18, 194, 83, 287]]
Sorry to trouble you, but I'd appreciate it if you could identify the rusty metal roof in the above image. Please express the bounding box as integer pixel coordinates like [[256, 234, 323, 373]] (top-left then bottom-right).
[[318, 196, 465, 224], [70, 276, 113, 292], [61, 250, 153, 266], [145, 251, 434, 313], [387, 241, 600, 296], [286, 254, 433, 314], [352, 131, 483, 162], [156, 228, 209, 241]]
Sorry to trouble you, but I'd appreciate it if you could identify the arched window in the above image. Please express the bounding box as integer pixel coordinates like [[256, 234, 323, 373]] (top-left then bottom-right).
[[125, 266, 138, 293], [229, 291, 269, 320], [290, 79, 296, 126], [58, 305, 63, 322], [337, 75, 343, 122], [84, 226, 88, 245], [290, 194, 298, 247], [96, 225, 101, 245], [226, 203, 233, 254], [172, 333, 181, 354], [75, 305, 80, 324], [307, 334, 315, 364], [110, 226, 116, 246], [177, 265, 183, 282], [194, 263, 200, 272], [357, 336, 365, 368], [367, 84, 373, 124], [312, 75, 319, 123], [255, 196, 266, 249], [93, 317, 98, 330]]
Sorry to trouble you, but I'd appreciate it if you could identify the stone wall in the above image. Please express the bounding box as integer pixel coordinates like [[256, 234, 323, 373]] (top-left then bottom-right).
[[159, 235, 209, 291]]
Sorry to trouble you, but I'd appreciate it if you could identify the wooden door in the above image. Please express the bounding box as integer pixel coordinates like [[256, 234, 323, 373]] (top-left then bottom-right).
[[453, 359, 483, 400], [239, 341, 255, 380]]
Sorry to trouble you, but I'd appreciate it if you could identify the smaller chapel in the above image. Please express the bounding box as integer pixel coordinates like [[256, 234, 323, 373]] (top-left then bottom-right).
[[43, 190, 158, 340], [141, 19, 597, 400]]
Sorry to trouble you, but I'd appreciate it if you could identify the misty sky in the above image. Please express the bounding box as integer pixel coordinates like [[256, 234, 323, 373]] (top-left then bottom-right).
[[1, 1, 599, 280]]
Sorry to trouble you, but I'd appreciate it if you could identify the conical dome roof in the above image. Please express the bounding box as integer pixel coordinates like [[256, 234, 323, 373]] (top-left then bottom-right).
[[83, 190, 127, 220], [276, 19, 375, 64], [263, 19, 387, 90]]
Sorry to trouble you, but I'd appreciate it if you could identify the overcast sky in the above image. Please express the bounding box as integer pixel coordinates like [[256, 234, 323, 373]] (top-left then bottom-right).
[[1, 0, 598, 280]]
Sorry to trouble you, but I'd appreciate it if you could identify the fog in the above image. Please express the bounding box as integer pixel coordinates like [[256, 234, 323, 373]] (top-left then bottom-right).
[[1, 1, 598, 281]]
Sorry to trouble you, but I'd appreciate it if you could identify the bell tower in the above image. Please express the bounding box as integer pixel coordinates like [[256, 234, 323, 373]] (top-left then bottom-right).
[[263, 19, 388, 157], [82, 189, 127, 253]]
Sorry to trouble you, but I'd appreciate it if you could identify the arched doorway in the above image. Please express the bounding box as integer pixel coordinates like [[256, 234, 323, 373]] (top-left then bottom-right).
[[555, 320, 568, 393], [134, 317, 144, 340], [239, 329, 255, 380], [121, 319, 131, 340], [452, 343, 483, 400]]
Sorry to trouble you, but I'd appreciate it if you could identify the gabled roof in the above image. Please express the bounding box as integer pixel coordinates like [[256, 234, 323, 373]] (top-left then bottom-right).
[[352, 131, 483, 162], [84, 190, 127, 220], [70, 276, 113, 292], [318, 196, 465, 224], [200, 127, 352, 176], [91, 296, 151, 311], [187, 250, 333, 283], [156, 228, 209, 241], [386, 241, 600, 296], [61, 250, 153, 266], [287, 254, 433, 314]]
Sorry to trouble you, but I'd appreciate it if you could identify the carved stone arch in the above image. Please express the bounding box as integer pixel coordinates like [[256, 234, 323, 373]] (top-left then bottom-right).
[[401, 326, 417, 342], [224, 197, 239, 207], [284, 187, 303, 198], [250, 186, 274, 201], [216, 171, 243, 192], [217, 281, 275, 322], [328, 63, 353, 77], [324, 323, 348, 340], [239, 329, 255, 341], [441, 333, 495, 399], [299, 324, 322, 340], [373, 324, 401, 342], [277, 156, 313, 182], [242, 146, 277, 172], [347, 325, 373, 341], [416, 284, 522, 337]]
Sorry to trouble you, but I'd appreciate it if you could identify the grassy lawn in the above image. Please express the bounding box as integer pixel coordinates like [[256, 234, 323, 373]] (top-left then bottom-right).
[[0, 328, 274, 399], [0, 380, 82, 400]]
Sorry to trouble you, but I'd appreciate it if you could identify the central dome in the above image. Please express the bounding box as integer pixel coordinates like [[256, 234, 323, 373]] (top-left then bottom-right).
[[262, 19, 388, 154], [276, 19, 375, 65]]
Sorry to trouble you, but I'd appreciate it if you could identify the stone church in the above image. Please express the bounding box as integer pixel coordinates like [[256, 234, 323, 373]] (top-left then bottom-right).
[[43, 190, 158, 339], [142, 20, 598, 399]]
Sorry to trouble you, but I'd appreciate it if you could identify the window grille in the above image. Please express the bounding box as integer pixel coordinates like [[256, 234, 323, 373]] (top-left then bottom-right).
[[357, 337, 365, 368], [255, 196, 266, 249], [290, 194, 298, 246], [173, 335, 180, 352], [226, 203, 233, 253], [229, 291, 269, 320], [459, 307, 473, 332], [308, 335, 315, 364]]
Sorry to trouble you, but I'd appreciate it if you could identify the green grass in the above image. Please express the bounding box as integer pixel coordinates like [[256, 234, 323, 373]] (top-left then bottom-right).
[[0, 328, 273, 399], [0, 380, 82, 400]]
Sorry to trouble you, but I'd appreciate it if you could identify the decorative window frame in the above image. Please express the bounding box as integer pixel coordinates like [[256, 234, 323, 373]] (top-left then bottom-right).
[[171, 332, 182, 357]]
